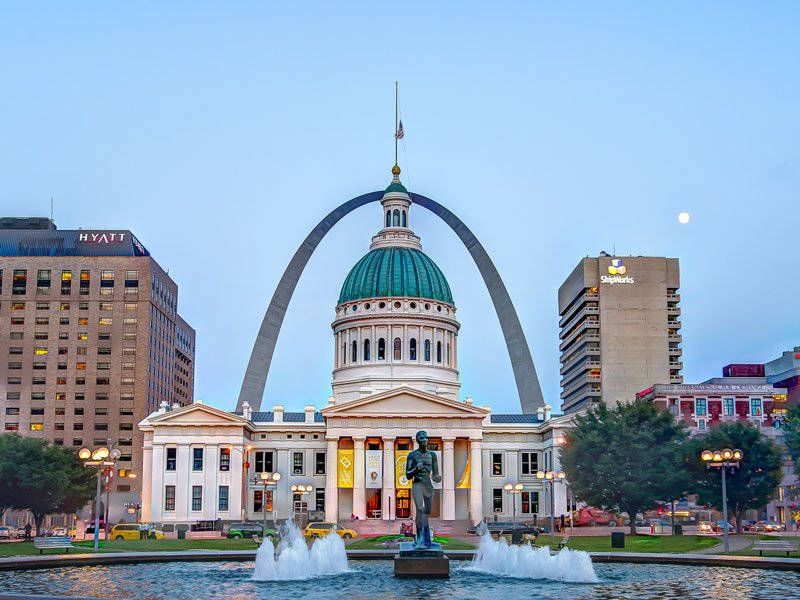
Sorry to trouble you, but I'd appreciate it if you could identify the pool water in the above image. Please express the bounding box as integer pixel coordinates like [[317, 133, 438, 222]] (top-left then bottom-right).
[[0, 560, 794, 600]]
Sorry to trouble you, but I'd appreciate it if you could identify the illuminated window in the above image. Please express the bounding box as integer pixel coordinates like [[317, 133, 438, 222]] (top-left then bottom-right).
[[219, 448, 230, 471], [122, 347, 135, 355], [60, 303, 70, 310], [100, 302, 113, 311], [30, 423, 44, 431], [78, 332, 88, 340], [124, 303, 137, 311], [34, 348, 48, 355], [61, 271, 72, 282], [76, 362, 86, 370], [57, 377, 66, 385], [78, 318, 88, 325], [98, 317, 112, 326], [100, 270, 115, 288], [11, 302, 25, 310], [123, 318, 137, 325]]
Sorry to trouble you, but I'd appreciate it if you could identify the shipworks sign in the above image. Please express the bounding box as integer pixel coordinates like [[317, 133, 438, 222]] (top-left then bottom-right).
[[601, 259, 635, 285]]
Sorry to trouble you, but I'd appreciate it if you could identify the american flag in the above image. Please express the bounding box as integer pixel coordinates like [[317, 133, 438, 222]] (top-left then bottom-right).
[[395, 120, 405, 140]]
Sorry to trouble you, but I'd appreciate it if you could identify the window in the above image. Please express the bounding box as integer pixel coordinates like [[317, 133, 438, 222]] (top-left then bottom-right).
[[166, 447, 177, 471], [492, 452, 503, 476], [164, 486, 176, 511], [100, 270, 115, 287], [10, 332, 23, 340], [219, 448, 230, 471], [76, 362, 86, 370], [100, 302, 113, 311], [363, 339, 370, 361], [392, 209, 400, 226], [95, 407, 108, 415], [316, 489, 325, 512], [436, 341, 442, 363], [73, 438, 83, 446], [492, 488, 503, 513], [97, 362, 110, 370], [94, 423, 108, 431], [401, 211, 407, 227], [750, 398, 762, 417], [218, 486, 229, 511], [293, 451, 304, 475], [55, 407, 65, 416], [5, 424, 19, 431], [351, 340, 357, 362], [11, 302, 25, 310], [255, 451, 273, 473], [393, 337, 402, 360], [98, 317, 112, 326], [36, 301, 49, 310], [12, 270, 27, 295], [695, 398, 707, 417], [33, 347, 47, 355], [386, 211, 391, 227], [723, 397, 734, 416], [74, 407, 84, 415], [521, 452, 538, 475], [193, 447, 204, 471], [30, 423, 44, 431], [5, 408, 19, 415], [424, 339, 431, 361], [315, 452, 326, 475], [409, 338, 417, 360], [60, 302, 70, 310], [80, 270, 90, 294], [253, 490, 263, 513], [521, 491, 539, 514], [377, 338, 386, 360]]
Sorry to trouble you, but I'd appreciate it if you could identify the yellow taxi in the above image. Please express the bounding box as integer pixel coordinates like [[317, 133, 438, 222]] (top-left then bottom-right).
[[110, 523, 166, 540], [303, 522, 357, 540]]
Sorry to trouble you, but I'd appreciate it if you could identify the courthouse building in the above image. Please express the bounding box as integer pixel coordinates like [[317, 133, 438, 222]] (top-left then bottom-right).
[[140, 169, 571, 527]]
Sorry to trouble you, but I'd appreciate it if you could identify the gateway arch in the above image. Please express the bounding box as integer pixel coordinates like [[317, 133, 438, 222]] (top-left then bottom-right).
[[236, 191, 545, 414]]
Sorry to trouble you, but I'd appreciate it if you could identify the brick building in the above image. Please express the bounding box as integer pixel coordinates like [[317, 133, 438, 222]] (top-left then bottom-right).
[[0, 219, 195, 521]]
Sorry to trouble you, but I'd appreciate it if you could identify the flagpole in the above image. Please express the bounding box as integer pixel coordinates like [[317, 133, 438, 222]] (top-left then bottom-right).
[[394, 81, 399, 167]]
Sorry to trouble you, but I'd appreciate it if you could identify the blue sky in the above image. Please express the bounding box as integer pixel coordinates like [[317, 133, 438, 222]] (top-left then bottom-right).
[[1, 3, 798, 413]]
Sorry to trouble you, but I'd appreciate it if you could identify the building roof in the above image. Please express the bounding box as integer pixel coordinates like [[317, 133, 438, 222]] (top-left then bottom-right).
[[489, 413, 544, 424], [246, 411, 325, 423], [339, 246, 453, 304], [0, 229, 150, 257]]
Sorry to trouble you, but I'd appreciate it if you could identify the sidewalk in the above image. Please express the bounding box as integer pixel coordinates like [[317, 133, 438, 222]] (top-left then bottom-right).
[[696, 535, 752, 554]]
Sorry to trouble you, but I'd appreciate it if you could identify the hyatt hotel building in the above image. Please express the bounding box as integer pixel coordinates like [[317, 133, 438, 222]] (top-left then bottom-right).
[[0, 218, 195, 522], [558, 255, 683, 413]]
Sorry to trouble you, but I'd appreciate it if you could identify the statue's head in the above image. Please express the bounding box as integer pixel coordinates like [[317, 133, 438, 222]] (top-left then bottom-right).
[[416, 430, 428, 449]]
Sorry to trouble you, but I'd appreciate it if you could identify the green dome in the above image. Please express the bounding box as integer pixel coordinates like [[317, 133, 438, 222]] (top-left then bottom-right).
[[339, 247, 454, 305]]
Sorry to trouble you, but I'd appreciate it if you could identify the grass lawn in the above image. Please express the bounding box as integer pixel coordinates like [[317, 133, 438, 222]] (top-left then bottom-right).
[[0, 538, 262, 557], [728, 535, 800, 558], [508, 534, 719, 554], [346, 535, 475, 551]]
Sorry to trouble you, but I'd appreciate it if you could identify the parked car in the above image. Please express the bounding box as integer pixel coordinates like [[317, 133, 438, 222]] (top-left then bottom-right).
[[698, 521, 715, 533], [303, 522, 357, 540], [753, 521, 782, 532], [51, 526, 67, 536], [0, 526, 12, 539], [467, 521, 540, 535], [714, 521, 735, 533], [110, 523, 166, 540], [573, 507, 615, 527], [226, 523, 276, 539]]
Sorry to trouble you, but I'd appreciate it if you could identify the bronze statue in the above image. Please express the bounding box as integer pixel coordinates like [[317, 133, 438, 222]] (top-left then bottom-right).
[[405, 430, 441, 548]]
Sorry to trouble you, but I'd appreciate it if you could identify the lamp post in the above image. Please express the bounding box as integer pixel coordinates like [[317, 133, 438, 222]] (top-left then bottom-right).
[[290, 484, 313, 523], [701, 448, 743, 553], [537, 470, 566, 545], [503, 482, 525, 526], [78, 446, 119, 551], [259, 472, 281, 534]]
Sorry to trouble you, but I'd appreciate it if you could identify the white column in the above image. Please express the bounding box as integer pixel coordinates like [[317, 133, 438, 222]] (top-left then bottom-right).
[[382, 437, 395, 520], [150, 444, 164, 522], [442, 437, 456, 520], [141, 440, 153, 522], [325, 438, 339, 522], [353, 437, 366, 520], [204, 444, 218, 520], [176, 444, 191, 520], [469, 438, 483, 525], [276, 449, 290, 519]]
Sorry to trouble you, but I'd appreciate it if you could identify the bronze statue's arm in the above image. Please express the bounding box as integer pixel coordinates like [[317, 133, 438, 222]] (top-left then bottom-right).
[[405, 452, 418, 479], [431, 452, 442, 483]]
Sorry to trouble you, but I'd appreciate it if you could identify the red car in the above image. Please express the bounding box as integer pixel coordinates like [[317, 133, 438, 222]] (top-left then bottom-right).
[[574, 507, 615, 526]]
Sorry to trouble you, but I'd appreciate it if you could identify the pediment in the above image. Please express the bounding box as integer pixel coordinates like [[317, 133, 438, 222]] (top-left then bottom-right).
[[144, 403, 249, 427], [321, 387, 488, 419]]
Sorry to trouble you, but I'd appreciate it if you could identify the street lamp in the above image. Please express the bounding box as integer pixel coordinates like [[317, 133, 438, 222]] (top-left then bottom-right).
[[537, 470, 566, 545], [78, 446, 118, 551], [701, 448, 743, 552], [503, 482, 525, 526], [259, 472, 281, 534]]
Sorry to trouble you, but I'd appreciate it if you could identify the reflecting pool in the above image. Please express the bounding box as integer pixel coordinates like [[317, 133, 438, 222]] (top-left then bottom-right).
[[0, 560, 795, 600]]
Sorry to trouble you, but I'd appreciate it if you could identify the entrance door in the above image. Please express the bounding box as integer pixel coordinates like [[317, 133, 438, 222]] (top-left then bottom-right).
[[366, 490, 382, 518], [396, 489, 411, 519]]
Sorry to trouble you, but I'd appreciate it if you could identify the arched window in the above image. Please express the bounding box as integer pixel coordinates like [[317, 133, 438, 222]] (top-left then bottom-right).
[[342, 343, 347, 365], [436, 341, 442, 363], [393, 337, 402, 360], [363, 339, 371, 361], [424, 339, 431, 361], [447, 343, 451, 365], [392, 209, 400, 226], [386, 211, 391, 227], [401, 211, 407, 227], [409, 338, 417, 360], [378, 338, 386, 360], [352, 340, 358, 363]]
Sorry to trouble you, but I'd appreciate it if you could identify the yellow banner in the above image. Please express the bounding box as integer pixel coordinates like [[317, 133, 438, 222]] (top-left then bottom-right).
[[337, 449, 354, 488], [395, 450, 411, 489], [456, 455, 471, 489]]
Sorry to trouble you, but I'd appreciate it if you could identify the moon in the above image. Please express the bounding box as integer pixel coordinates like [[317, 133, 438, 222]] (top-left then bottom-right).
[[678, 211, 690, 224]]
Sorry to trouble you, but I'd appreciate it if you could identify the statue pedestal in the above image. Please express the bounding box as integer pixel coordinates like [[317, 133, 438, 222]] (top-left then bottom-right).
[[394, 541, 450, 578]]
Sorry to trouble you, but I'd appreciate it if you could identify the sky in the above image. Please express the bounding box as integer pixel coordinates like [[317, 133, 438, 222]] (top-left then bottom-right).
[[1, 3, 798, 414]]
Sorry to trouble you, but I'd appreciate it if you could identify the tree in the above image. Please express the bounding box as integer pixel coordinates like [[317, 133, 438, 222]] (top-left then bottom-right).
[[684, 422, 782, 533], [0, 434, 96, 534], [559, 398, 690, 535], [783, 404, 800, 475]]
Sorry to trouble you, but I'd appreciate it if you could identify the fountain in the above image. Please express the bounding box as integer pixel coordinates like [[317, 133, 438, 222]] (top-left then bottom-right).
[[466, 533, 599, 583], [252, 520, 349, 581]]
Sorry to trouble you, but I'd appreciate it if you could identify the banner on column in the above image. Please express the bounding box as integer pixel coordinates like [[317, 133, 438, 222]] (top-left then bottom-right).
[[395, 450, 411, 489], [456, 455, 471, 489], [365, 450, 382, 489], [433, 450, 442, 489], [337, 449, 354, 488]]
